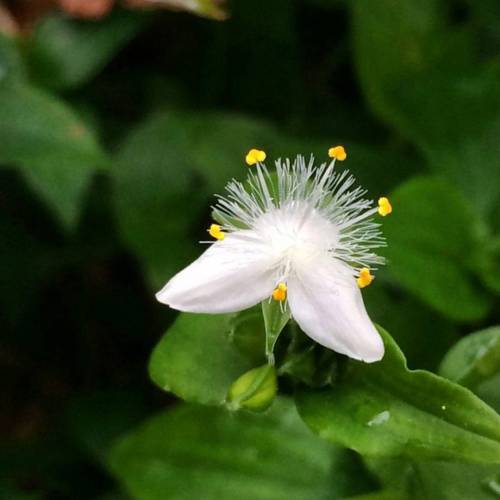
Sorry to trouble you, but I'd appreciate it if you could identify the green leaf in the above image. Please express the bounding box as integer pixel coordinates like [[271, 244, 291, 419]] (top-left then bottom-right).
[[473, 373, 500, 413], [366, 457, 500, 500], [382, 176, 491, 321], [229, 306, 267, 365], [345, 492, 405, 500], [0, 34, 26, 83], [108, 398, 362, 500], [149, 313, 254, 405], [364, 287, 459, 371], [439, 327, 500, 388], [111, 112, 204, 289], [390, 66, 500, 217], [0, 82, 107, 227], [439, 327, 500, 412], [352, 0, 500, 215], [189, 113, 279, 191], [262, 300, 291, 364], [475, 236, 500, 295], [27, 11, 147, 91], [410, 461, 500, 500], [352, 0, 447, 123], [296, 327, 500, 464]]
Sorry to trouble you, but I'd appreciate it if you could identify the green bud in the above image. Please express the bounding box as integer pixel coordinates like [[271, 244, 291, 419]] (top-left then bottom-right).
[[227, 364, 277, 412]]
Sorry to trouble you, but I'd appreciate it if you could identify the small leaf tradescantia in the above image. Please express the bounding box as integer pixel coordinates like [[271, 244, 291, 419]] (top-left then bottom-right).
[[156, 148, 392, 363]]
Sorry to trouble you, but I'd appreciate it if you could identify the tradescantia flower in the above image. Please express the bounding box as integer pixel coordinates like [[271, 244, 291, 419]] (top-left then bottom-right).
[[156, 147, 392, 363]]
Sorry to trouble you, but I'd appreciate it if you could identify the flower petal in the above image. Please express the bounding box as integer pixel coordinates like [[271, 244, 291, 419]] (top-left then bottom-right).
[[156, 231, 277, 313], [287, 255, 384, 362]]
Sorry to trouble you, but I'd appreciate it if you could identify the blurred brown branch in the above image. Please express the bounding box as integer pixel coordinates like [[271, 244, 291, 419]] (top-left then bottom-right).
[[0, 0, 227, 34], [0, 1, 18, 34]]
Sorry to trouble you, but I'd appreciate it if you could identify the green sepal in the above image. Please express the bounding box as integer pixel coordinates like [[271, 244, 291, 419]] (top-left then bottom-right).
[[261, 299, 291, 364]]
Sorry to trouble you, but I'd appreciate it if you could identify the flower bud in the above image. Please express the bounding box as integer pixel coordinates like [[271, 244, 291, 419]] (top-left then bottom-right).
[[227, 364, 277, 412]]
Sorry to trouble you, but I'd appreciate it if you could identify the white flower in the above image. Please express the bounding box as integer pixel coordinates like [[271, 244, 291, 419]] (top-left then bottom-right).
[[156, 148, 392, 363]]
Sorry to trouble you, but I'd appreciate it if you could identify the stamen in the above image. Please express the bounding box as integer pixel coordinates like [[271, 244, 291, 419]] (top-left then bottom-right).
[[212, 155, 387, 271], [328, 145, 347, 161], [272, 282, 287, 301], [357, 268, 374, 288], [208, 223, 225, 240], [245, 148, 267, 166], [378, 197, 392, 216]]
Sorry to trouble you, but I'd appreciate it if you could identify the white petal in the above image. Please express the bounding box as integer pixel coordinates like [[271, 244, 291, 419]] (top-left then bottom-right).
[[287, 255, 384, 363], [156, 231, 277, 314]]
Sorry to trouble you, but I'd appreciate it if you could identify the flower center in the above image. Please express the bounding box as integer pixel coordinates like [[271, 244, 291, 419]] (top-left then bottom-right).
[[254, 202, 339, 271]]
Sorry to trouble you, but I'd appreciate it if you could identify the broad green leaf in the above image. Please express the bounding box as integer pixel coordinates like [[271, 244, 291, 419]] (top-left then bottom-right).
[[366, 457, 500, 500], [111, 112, 204, 289], [439, 327, 500, 388], [149, 313, 254, 405], [475, 236, 500, 295], [364, 287, 459, 371], [439, 327, 500, 412], [382, 177, 491, 321], [389, 66, 500, 217], [474, 373, 500, 413], [296, 327, 500, 464], [0, 34, 26, 83], [108, 398, 369, 500], [0, 82, 107, 227], [27, 11, 147, 91], [352, 0, 447, 124], [188, 113, 279, 191], [352, 0, 500, 215], [410, 461, 500, 500], [346, 492, 404, 500], [229, 306, 267, 365]]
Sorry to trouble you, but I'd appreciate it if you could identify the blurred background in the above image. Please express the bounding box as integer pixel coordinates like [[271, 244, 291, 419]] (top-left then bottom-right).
[[1, 0, 500, 498]]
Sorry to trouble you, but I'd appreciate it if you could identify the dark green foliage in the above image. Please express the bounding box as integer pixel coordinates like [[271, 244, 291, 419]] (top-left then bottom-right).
[[3, 1, 500, 499]]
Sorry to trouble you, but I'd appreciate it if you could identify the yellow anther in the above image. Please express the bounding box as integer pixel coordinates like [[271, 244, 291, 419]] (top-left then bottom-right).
[[378, 197, 392, 216], [272, 282, 287, 301], [328, 145, 347, 161], [245, 148, 267, 166], [357, 268, 374, 289], [208, 223, 225, 240]]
